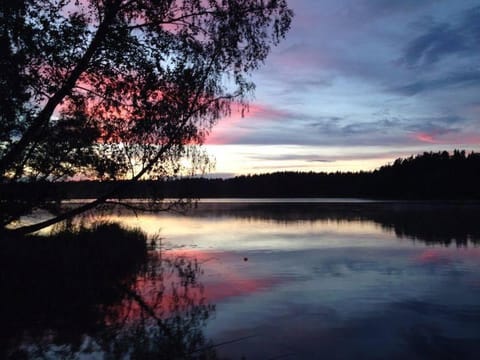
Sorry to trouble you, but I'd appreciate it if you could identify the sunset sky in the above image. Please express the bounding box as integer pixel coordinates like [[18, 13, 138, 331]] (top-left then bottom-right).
[[204, 0, 480, 177]]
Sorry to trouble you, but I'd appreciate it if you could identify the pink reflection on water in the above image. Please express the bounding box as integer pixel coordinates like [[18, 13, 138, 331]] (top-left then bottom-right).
[[415, 249, 452, 265], [167, 249, 282, 302], [414, 248, 480, 265], [105, 248, 280, 323]]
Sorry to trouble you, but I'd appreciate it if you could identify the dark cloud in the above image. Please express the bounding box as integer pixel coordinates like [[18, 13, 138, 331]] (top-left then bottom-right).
[[227, 122, 403, 147], [202, 172, 236, 179], [393, 70, 480, 95], [320, 0, 438, 28], [364, 0, 436, 13], [337, 116, 463, 141], [400, 6, 480, 68], [247, 154, 335, 163], [340, 119, 397, 135], [402, 24, 467, 67], [410, 115, 465, 127], [402, 116, 463, 140], [463, 6, 480, 40], [227, 110, 470, 148], [250, 164, 318, 170], [310, 116, 344, 125]]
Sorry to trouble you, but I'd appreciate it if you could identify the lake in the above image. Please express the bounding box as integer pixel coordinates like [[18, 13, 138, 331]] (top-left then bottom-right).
[[2, 200, 480, 359]]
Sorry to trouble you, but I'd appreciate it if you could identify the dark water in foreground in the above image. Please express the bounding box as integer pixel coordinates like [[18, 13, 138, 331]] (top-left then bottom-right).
[[2, 201, 480, 359]]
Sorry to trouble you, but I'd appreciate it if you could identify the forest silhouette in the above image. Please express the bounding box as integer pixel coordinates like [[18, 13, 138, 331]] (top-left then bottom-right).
[[3, 150, 480, 201]]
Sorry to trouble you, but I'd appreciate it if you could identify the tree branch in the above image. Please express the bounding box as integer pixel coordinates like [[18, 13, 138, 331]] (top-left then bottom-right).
[[127, 9, 218, 30], [0, 3, 120, 178]]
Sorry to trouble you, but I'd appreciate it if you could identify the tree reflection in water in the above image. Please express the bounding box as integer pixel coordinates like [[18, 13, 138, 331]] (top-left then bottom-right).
[[100, 252, 217, 359], [190, 202, 480, 246], [0, 223, 218, 359]]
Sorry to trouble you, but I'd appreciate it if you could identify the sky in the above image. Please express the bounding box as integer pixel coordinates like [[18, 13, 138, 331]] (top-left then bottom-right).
[[203, 0, 480, 177]]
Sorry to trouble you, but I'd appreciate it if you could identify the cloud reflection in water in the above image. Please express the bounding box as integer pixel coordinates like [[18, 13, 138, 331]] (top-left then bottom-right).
[[97, 202, 480, 359]]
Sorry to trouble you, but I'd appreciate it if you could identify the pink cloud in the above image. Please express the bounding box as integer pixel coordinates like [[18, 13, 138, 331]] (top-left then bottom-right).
[[415, 132, 436, 143], [412, 131, 480, 145], [453, 134, 480, 145], [206, 102, 289, 144]]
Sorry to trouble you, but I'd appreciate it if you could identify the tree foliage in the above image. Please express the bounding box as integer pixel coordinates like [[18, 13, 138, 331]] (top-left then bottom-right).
[[0, 0, 293, 233]]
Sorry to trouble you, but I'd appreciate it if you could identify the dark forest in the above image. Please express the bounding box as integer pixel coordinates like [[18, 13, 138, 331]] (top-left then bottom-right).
[[2, 150, 479, 200]]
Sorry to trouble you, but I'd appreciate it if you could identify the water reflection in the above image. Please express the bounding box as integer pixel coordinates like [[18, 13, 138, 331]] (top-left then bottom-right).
[[102, 202, 480, 250], [184, 202, 480, 246], [0, 231, 217, 359], [4, 202, 480, 359], [96, 202, 480, 359]]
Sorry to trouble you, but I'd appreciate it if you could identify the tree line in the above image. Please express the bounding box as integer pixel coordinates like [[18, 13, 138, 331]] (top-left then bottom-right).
[[2, 150, 480, 200]]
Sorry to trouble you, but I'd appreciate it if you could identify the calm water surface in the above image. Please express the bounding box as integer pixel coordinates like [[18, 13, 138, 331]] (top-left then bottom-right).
[[3, 201, 480, 359]]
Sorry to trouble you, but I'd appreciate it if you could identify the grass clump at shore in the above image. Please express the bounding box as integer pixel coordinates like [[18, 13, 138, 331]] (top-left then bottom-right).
[[0, 222, 151, 341]]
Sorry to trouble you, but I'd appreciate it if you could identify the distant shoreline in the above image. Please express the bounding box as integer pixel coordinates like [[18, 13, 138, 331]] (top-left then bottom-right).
[[2, 151, 480, 201]]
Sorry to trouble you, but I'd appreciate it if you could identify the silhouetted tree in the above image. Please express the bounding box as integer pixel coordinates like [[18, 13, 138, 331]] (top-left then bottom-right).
[[0, 0, 293, 234]]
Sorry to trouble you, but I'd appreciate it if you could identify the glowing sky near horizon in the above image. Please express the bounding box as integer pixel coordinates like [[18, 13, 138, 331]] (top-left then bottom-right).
[[204, 0, 480, 177]]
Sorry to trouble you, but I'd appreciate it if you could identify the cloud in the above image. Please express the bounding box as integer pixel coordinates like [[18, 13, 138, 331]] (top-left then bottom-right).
[[393, 70, 480, 95], [201, 172, 236, 179], [206, 103, 292, 145], [247, 153, 335, 163], [414, 133, 435, 144], [405, 115, 463, 132], [401, 24, 467, 67], [361, 0, 437, 14], [207, 1, 480, 175], [400, 6, 480, 68], [462, 6, 480, 39], [243, 150, 423, 164], [219, 109, 472, 148]]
